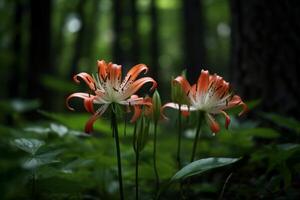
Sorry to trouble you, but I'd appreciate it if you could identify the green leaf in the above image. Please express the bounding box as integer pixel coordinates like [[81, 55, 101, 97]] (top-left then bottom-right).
[[61, 158, 93, 174], [0, 99, 40, 113], [11, 138, 45, 155], [171, 157, 240, 181], [242, 128, 280, 139], [22, 150, 62, 169], [38, 110, 111, 134], [22, 157, 59, 169], [24, 125, 51, 135], [50, 123, 68, 137], [261, 113, 300, 134]]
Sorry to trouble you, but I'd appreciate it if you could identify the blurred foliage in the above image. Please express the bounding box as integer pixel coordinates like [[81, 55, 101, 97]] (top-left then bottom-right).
[[1, 98, 300, 199], [0, 0, 299, 199]]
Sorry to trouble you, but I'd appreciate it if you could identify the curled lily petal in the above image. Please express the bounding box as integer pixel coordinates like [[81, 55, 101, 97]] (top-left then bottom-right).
[[206, 114, 220, 133], [220, 111, 231, 129], [130, 96, 151, 122], [84, 96, 95, 113], [66, 93, 95, 111], [73, 73, 96, 91], [97, 60, 108, 81], [162, 102, 196, 119], [174, 76, 191, 95], [238, 102, 248, 116], [197, 70, 209, 94], [85, 104, 109, 133], [107, 63, 122, 87], [162, 102, 191, 112], [123, 64, 148, 84], [121, 77, 157, 100], [227, 95, 248, 116], [130, 105, 142, 123]]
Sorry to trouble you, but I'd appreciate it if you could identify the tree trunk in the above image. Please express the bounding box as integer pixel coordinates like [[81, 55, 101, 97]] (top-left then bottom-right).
[[230, 0, 300, 117], [182, 0, 206, 83], [150, 0, 159, 83], [8, 0, 24, 98], [130, 0, 140, 64], [27, 0, 52, 105], [112, 0, 124, 64], [70, 0, 87, 76]]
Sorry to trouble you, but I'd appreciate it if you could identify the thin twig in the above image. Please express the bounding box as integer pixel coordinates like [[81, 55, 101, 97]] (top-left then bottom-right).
[[218, 173, 233, 200]]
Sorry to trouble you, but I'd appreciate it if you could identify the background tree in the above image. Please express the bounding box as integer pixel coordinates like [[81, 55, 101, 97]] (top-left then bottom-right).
[[27, 0, 52, 107], [8, 0, 24, 98], [182, 0, 206, 83], [230, 0, 300, 117], [150, 0, 160, 84]]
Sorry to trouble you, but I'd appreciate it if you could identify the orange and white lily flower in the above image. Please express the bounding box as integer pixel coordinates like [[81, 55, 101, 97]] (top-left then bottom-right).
[[163, 70, 248, 133], [66, 60, 157, 133]]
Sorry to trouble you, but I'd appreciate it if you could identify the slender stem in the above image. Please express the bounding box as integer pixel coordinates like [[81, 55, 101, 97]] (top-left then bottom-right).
[[135, 148, 139, 200], [111, 104, 124, 200], [176, 105, 182, 168], [153, 121, 160, 192], [218, 173, 233, 200], [190, 112, 203, 162], [32, 169, 36, 200]]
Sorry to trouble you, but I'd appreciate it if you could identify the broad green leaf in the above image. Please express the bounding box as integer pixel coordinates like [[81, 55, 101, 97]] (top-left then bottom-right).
[[38, 110, 111, 134], [22, 157, 59, 169], [171, 157, 240, 181], [12, 138, 45, 155], [242, 128, 280, 139], [24, 126, 50, 134], [0, 99, 40, 113], [61, 158, 93, 174], [50, 123, 68, 137], [22, 150, 62, 169], [38, 110, 133, 135], [261, 113, 300, 134]]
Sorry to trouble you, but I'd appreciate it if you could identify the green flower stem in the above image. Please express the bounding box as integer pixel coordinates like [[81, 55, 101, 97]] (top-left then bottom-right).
[[111, 103, 124, 200], [190, 112, 204, 162], [153, 121, 160, 193], [135, 147, 139, 200], [176, 104, 182, 168], [132, 122, 139, 200], [32, 169, 36, 200]]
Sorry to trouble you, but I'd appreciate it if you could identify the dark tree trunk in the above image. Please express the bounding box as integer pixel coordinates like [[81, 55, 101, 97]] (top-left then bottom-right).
[[150, 0, 159, 83], [112, 0, 124, 64], [85, 0, 99, 62], [70, 0, 87, 75], [27, 0, 52, 105], [70, 0, 100, 75], [230, 0, 300, 117], [9, 0, 24, 98], [182, 0, 206, 83], [130, 0, 140, 64], [53, 4, 68, 76]]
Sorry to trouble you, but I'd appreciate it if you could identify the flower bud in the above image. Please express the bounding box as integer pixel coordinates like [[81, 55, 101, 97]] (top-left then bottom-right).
[[171, 78, 189, 105], [152, 90, 161, 122], [133, 116, 150, 153]]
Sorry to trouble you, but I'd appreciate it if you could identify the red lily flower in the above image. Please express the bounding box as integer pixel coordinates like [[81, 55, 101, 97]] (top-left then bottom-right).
[[66, 60, 157, 133], [163, 70, 248, 133]]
